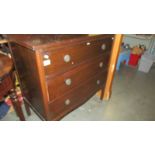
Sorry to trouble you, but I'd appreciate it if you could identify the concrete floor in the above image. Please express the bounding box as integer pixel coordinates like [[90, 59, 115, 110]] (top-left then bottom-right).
[[1, 64, 155, 121]]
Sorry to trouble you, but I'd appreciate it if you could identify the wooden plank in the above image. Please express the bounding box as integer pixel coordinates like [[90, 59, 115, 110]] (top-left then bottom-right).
[[0, 39, 8, 44], [97, 34, 123, 100]]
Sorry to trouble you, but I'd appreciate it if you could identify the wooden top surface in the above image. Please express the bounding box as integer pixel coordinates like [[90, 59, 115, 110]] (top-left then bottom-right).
[[0, 53, 12, 78], [7, 34, 113, 50]]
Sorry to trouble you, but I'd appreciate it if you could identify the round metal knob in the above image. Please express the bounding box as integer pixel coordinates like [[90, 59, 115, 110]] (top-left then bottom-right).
[[112, 37, 114, 40], [64, 54, 71, 63], [65, 99, 71, 105], [96, 80, 100, 85], [86, 42, 91, 46], [65, 78, 72, 86], [101, 44, 106, 50], [99, 62, 104, 68]]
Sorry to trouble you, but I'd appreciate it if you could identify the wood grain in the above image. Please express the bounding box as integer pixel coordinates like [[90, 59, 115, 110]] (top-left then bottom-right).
[[97, 34, 123, 100]]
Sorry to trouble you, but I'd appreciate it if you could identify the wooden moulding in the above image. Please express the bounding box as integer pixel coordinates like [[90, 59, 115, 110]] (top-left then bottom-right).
[[97, 34, 123, 100], [0, 39, 8, 44]]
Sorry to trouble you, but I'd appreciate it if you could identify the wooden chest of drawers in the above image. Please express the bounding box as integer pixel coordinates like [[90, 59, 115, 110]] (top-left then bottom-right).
[[8, 34, 114, 120]]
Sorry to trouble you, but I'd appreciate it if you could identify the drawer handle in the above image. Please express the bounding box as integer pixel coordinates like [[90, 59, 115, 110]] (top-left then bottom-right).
[[86, 42, 91, 46], [65, 78, 72, 86], [96, 80, 100, 85], [99, 62, 104, 68], [65, 99, 71, 105], [64, 54, 71, 63], [101, 44, 106, 50]]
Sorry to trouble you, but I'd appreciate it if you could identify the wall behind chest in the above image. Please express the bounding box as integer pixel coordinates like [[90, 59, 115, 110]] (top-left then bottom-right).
[[123, 34, 153, 49]]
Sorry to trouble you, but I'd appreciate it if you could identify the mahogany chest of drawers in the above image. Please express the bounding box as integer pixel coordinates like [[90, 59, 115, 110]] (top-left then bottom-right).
[[8, 34, 114, 120]]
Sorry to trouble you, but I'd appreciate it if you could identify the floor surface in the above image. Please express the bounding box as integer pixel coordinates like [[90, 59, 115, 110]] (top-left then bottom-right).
[[1, 64, 155, 121]]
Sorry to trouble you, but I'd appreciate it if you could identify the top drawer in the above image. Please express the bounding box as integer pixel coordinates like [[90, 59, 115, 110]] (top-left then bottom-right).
[[42, 36, 113, 77]]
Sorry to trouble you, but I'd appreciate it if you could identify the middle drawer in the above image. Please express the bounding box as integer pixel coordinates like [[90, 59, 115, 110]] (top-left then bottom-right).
[[46, 53, 110, 101]]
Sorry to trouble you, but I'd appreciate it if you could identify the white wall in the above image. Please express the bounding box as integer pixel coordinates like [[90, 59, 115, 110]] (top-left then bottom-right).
[[123, 34, 152, 50]]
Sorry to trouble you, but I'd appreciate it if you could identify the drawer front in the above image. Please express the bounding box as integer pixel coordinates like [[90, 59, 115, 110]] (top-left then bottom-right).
[[47, 53, 110, 101], [48, 70, 108, 116], [42, 36, 113, 76]]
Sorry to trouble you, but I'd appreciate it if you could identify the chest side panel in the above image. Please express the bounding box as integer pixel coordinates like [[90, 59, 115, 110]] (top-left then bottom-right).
[[11, 43, 47, 119]]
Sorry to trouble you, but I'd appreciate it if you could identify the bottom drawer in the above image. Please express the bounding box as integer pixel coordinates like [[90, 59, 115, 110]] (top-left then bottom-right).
[[48, 70, 108, 119]]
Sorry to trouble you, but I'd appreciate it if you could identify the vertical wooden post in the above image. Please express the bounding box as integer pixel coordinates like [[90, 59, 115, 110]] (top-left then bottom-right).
[[98, 34, 123, 100]]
